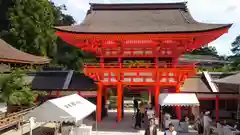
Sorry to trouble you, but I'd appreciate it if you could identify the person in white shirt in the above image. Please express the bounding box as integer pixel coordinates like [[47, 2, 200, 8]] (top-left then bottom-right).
[[164, 112, 172, 130], [203, 111, 212, 135], [164, 123, 177, 135]]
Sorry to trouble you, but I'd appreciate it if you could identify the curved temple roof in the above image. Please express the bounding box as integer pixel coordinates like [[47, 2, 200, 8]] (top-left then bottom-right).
[[55, 2, 232, 34], [0, 39, 50, 64]]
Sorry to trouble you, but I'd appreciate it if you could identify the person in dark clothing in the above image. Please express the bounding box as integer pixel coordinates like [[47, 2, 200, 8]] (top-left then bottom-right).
[[196, 112, 204, 135], [144, 118, 157, 135], [143, 110, 149, 129], [135, 108, 142, 129], [133, 98, 138, 114]]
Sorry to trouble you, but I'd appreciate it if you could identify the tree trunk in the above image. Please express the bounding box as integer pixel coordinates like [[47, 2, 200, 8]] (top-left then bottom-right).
[[5, 102, 9, 118]]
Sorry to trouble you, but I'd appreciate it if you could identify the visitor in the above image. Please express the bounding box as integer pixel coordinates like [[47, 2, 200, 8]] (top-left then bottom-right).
[[144, 118, 157, 135], [133, 97, 138, 114], [203, 111, 212, 135], [164, 112, 172, 130], [164, 123, 177, 135], [134, 108, 142, 129], [196, 112, 204, 135], [143, 109, 149, 129]]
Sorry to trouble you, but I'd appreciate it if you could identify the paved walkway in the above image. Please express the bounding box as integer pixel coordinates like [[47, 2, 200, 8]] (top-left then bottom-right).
[[84, 112, 199, 135]]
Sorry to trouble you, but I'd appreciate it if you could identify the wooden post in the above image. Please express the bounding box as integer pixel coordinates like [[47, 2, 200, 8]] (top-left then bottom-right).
[[176, 84, 181, 120], [155, 85, 160, 117], [215, 95, 219, 120], [97, 83, 103, 122], [117, 83, 123, 121], [104, 88, 108, 104]]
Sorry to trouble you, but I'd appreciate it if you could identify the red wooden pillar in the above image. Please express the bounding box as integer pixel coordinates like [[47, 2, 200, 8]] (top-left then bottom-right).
[[97, 83, 103, 122], [155, 85, 160, 117], [104, 88, 108, 104], [148, 87, 152, 103], [215, 95, 219, 120], [176, 84, 181, 120], [117, 83, 123, 122]]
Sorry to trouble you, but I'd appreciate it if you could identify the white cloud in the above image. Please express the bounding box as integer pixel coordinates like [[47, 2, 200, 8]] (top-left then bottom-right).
[[52, 0, 240, 55]]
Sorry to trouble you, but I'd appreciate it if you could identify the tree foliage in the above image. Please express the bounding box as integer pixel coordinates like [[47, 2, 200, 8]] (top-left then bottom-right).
[[1, 0, 85, 70], [50, 2, 86, 70], [53, 38, 84, 70], [0, 69, 35, 107], [231, 35, 240, 55], [2, 0, 56, 57], [189, 46, 218, 56], [229, 35, 240, 71]]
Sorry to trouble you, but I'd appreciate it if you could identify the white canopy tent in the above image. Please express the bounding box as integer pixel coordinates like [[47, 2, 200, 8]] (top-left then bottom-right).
[[159, 93, 200, 106], [24, 94, 96, 123], [158, 93, 200, 131]]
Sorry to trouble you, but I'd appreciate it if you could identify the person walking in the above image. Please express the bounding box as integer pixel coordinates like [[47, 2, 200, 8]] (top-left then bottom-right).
[[203, 111, 212, 135], [144, 118, 157, 135]]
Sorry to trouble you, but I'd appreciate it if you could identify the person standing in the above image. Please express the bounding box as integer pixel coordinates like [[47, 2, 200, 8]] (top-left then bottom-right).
[[135, 108, 142, 129], [133, 97, 138, 114], [203, 111, 212, 135], [143, 109, 149, 129], [164, 123, 177, 135], [196, 112, 204, 135], [144, 118, 157, 135]]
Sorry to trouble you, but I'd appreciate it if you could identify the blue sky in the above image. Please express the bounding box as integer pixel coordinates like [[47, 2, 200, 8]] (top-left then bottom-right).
[[52, 0, 240, 56]]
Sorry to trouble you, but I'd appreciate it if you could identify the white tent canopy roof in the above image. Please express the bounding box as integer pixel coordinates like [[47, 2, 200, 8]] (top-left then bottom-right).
[[159, 93, 200, 106], [24, 94, 96, 123]]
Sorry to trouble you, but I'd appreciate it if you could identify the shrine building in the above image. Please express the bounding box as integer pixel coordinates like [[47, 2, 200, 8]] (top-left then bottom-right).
[[54, 2, 232, 122], [0, 38, 50, 71]]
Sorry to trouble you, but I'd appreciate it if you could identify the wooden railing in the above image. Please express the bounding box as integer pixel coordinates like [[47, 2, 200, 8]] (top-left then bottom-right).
[[0, 107, 34, 130], [84, 62, 195, 69]]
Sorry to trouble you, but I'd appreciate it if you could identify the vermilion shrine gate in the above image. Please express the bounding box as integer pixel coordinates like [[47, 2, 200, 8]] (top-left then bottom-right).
[[55, 3, 231, 122]]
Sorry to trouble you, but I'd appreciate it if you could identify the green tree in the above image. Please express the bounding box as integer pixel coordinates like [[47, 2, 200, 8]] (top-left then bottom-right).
[[50, 2, 86, 70], [54, 38, 84, 70], [229, 35, 240, 71], [2, 0, 56, 57], [231, 35, 240, 55], [0, 69, 35, 115], [190, 46, 218, 56]]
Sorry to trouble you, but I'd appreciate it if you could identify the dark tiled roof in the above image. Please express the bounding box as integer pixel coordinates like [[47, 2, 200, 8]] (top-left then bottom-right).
[[214, 72, 240, 85], [68, 72, 98, 90], [216, 83, 239, 93], [30, 71, 97, 91], [31, 71, 67, 90], [208, 72, 239, 93], [55, 3, 231, 33], [208, 72, 235, 80], [0, 39, 50, 64]]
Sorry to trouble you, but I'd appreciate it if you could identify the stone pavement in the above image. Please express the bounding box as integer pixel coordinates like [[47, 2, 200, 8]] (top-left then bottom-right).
[[84, 111, 199, 135]]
